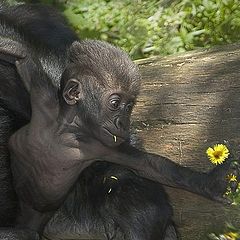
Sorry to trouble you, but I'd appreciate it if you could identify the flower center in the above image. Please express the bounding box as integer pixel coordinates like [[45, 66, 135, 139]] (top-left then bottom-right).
[[213, 151, 222, 159]]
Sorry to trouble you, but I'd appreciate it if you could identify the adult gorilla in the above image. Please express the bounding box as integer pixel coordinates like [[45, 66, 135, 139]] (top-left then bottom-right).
[[0, 3, 238, 240]]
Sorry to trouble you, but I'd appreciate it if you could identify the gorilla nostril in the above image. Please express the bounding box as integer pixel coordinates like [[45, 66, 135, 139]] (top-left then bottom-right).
[[115, 118, 123, 129]]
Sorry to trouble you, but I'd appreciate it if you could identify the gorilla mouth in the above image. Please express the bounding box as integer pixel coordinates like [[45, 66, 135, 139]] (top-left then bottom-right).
[[102, 127, 126, 145]]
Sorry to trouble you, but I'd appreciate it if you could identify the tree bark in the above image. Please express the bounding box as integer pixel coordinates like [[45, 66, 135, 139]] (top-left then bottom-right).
[[132, 44, 240, 239]]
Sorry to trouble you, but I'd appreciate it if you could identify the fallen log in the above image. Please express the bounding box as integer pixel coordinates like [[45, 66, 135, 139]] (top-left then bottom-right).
[[132, 43, 240, 239]]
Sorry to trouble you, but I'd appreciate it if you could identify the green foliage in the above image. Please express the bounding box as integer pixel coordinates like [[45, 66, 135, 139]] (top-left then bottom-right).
[[6, 0, 240, 59], [5, 0, 18, 4], [63, 0, 158, 59], [62, 0, 240, 59]]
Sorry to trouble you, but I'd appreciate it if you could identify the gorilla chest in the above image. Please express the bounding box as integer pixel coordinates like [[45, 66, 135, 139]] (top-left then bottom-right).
[[8, 127, 86, 207]]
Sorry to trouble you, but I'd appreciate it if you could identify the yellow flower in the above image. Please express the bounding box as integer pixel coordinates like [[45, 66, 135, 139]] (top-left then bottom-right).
[[227, 174, 237, 182], [224, 232, 239, 240], [206, 144, 230, 165]]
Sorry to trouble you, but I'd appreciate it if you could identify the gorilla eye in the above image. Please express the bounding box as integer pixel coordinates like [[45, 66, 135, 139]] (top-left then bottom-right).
[[110, 98, 120, 110]]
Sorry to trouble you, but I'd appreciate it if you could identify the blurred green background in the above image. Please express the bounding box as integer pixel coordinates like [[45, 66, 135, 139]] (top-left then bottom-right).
[[7, 0, 240, 60]]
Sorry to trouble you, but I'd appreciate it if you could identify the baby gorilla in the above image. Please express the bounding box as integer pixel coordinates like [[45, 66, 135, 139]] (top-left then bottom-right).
[[6, 40, 177, 238]]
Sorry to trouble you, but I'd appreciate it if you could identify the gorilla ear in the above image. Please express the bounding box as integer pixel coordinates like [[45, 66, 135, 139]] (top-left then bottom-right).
[[63, 79, 83, 105]]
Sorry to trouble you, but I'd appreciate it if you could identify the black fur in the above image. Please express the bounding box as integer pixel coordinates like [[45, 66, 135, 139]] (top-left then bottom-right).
[[46, 163, 176, 240], [0, 106, 18, 226]]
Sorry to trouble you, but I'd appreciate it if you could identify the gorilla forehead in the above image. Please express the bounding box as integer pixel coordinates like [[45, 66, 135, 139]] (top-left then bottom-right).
[[68, 40, 141, 94]]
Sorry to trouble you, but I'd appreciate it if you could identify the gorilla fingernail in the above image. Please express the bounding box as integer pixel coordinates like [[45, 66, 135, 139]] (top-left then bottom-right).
[[110, 176, 118, 181]]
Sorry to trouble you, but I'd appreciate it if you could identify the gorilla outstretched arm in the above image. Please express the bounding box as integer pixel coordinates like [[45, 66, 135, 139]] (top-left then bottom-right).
[[108, 142, 236, 203]]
